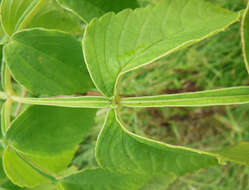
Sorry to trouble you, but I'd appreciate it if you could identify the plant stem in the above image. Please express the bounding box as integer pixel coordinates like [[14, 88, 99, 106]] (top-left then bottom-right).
[[2, 99, 13, 135], [4, 66, 14, 96], [2, 64, 14, 134], [11, 95, 110, 108], [0, 91, 7, 100], [14, 88, 27, 117], [113, 75, 123, 108]]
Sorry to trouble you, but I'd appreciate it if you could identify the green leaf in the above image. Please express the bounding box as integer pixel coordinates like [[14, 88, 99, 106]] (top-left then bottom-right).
[[83, 0, 240, 97], [96, 109, 219, 176], [1, 0, 45, 36], [242, 1, 249, 73], [0, 150, 74, 189], [1, 180, 23, 190], [140, 175, 176, 190], [6, 105, 97, 156], [3, 146, 49, 188], [56, 0, 139, 23], [96, 109, 249, 177], [1, 0, 81, 36], [12, 96, 110, 109], [58, 168, 148, 190], [0, 16, 8, 45], [4, 28, 94, 96], [20, 147, 77, 176], [28, 183, 57, 190], [218, 142, 249, 166], [0, 157, 6, 183], [121, 86, 249, 107], [25, 0, 82, 34]]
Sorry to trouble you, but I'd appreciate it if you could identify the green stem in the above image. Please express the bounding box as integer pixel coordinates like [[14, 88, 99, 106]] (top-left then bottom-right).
[[14, 88, 27, 117], [0, 91, 7, 100], [1, 63, 14, 135], [11, 95, 110, 108], [113, 75, 123, 108], [120, 86, 249, 108], [4, 66, 14, 96], [1, 99, 13, 136]]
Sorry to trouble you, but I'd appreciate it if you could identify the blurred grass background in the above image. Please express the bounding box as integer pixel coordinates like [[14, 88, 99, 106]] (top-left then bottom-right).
[[72, 0, 249, 189]]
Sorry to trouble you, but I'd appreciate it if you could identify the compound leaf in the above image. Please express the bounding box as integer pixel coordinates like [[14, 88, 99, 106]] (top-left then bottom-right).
[[4, 28, 94, 96], [83, 0, 240, 97], [56, 0, 139, 23], [3, 146, 49, 188], [1, 0, 42, 36], [242, 1, 249, 73], [6, 105, 96, 156]]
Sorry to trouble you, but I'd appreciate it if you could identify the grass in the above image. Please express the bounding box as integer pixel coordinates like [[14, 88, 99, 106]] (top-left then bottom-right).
[[72, 0, 249, 189]]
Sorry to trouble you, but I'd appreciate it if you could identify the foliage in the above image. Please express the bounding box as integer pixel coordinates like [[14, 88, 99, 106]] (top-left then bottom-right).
[[0, 0, 249, 189]]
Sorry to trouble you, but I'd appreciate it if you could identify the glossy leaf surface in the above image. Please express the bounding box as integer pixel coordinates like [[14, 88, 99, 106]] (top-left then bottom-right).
[[4, 29, 94, 96], [6, 105, 96, 156], [83, 0, 240, 97], [121, 86, 249, 107], [57, 0, 139, 23]]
